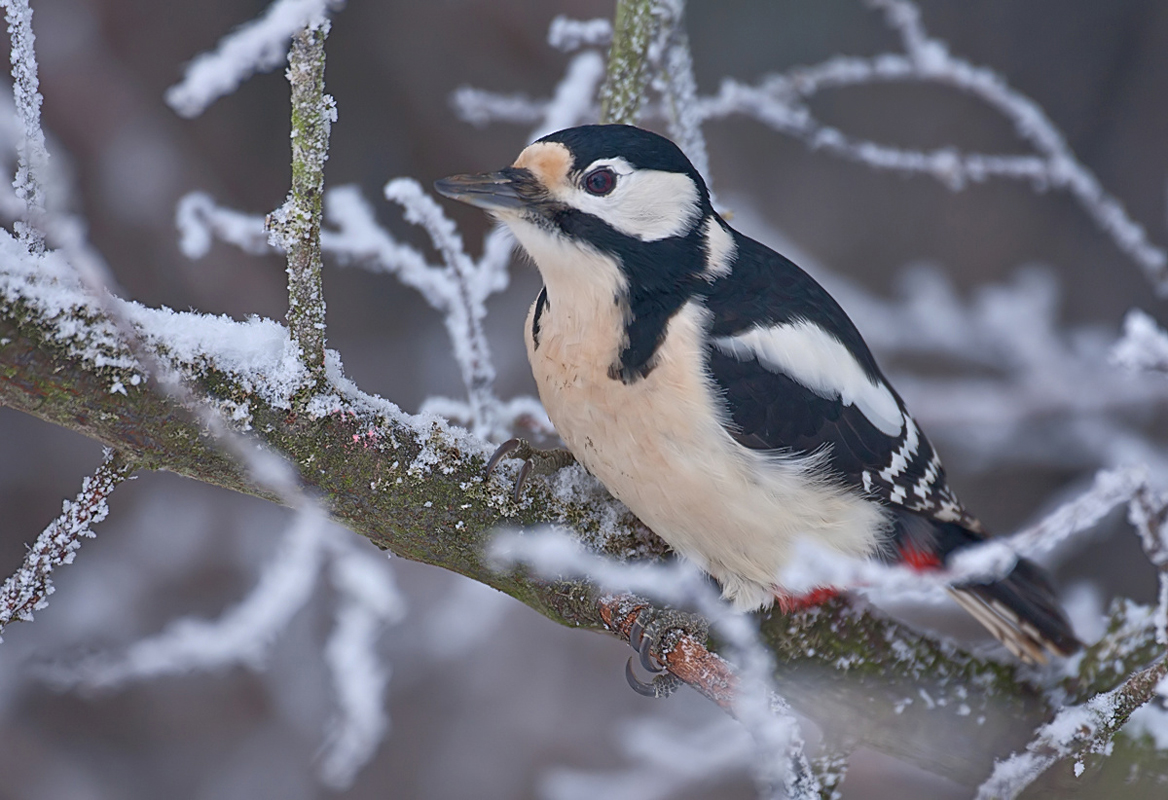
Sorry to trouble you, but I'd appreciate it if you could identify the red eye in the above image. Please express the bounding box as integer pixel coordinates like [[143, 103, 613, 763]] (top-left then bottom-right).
[[583, 167, 617, 196]]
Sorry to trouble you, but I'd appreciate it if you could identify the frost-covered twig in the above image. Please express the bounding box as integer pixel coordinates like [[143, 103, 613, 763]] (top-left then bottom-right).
[[528, 50, 607, 142], [2, 0, 49, 250], [1128, 484, 1168, 647], [50, 506, 327, 687], [268, 21, 334, 388], [703, 0, 1167, 290], [176, 191, 273, 257], [0, 449, 133, 640], [976, 654, 1168, 800], [464, 0, 1168, 292], [173, 184, 528, 439], [318, 540, 405, 789], [646, 1, 709, 182], [548, 15, 613, 52], [165, 0, 340, 118], [1112, 309, 1168, 375], [382, 179, 502, 434], [778, 466, 1145, 606]]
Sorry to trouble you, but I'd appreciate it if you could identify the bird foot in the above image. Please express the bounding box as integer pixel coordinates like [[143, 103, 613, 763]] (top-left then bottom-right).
[[485, 437, 576, 500], [624, 607, 708, 698]]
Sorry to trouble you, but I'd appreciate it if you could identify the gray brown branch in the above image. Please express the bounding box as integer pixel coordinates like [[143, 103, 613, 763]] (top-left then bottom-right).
[[268, 22, 332, 392]]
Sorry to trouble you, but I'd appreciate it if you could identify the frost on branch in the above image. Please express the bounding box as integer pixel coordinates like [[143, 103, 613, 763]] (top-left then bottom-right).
[[547, 15, 613, 52], [50, 506, 328, 686], [269, 20, 334, 388], [462, 0, 1167, 293], [977, 655, 1168, 800], [1112, 309, 1168, 375], [165, 0, 342, 118], [0, 449, 133, 640], [318, 539, 405, 789], [174, 180, 546, 441], [2, 0, 49, 250]]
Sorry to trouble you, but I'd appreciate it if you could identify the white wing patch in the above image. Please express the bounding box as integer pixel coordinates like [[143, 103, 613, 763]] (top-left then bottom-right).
[[712, 320, 905, 436]]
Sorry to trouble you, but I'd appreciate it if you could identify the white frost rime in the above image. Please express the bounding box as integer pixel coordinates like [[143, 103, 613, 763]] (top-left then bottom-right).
[[0, 450, 133, 639], [165, 0, 341, 118]]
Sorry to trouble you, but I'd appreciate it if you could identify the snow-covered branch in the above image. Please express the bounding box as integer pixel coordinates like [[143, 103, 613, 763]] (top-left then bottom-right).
[[977, 655, 1168, 800], [318, 541, 405, 789], [0, 449, 133, 640], [49, 505, 328, 686]]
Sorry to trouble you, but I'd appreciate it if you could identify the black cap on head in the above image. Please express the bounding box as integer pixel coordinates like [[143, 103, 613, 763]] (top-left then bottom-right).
[[537, 124, 707, 195]]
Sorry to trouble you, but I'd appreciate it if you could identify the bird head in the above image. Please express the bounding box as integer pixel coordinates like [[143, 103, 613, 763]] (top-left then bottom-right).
[[435, 125, 716, 291]]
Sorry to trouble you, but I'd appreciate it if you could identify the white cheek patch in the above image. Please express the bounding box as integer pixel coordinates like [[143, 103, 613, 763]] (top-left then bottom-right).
[[559, 157, 702, 242], [713, 320, 904, 436], [703, 217, 736, 279]]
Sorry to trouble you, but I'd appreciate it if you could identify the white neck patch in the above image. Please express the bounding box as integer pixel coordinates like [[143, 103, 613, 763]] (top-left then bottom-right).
[[713, 320, 904, 436], [702, 217, 736, 280]]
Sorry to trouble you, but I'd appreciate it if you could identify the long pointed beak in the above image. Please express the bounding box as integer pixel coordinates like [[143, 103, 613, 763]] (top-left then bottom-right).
[[434, 168, 538, 211]]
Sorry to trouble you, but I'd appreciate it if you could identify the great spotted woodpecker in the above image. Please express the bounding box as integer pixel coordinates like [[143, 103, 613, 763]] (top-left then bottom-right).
[[436, 124, 1080, 665]]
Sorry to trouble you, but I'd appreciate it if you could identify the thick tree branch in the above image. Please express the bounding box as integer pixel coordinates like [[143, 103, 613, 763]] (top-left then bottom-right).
[[0, 269, 1073, 785]]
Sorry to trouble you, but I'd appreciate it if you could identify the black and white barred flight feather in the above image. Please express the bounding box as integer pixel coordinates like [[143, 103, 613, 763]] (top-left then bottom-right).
[[436, 124, 1080, 664]]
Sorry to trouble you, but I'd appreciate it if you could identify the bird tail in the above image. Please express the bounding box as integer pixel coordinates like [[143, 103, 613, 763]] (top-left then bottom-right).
[[894, 516, 1081, 664]]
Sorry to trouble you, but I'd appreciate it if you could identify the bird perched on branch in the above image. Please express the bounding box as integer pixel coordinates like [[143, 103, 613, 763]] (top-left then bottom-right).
[[436, 124, 1080, 668]]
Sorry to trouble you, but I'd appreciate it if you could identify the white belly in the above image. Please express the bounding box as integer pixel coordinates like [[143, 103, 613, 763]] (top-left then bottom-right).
[[525, 293, 887, 610]]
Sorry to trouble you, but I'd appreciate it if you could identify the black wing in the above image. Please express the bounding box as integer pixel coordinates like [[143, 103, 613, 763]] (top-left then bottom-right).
[[702, 230, 980, 533], [701, 227, 1080, 661]]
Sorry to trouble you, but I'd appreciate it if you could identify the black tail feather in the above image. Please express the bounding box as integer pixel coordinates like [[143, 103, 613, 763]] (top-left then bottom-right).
[[892, 513, 1081, 664]]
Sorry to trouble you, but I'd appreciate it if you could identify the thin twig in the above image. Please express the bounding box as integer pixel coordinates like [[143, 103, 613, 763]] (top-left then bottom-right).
[[0, 450, 134, 639], [269, 21, 333, 391], [977, 655, 1168, 800], [2, 0, 48, 251]]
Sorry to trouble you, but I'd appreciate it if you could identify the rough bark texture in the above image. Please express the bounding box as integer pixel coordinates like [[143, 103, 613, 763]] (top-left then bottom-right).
[[273, 22, 331, 390], [599, 0, 658, 125]]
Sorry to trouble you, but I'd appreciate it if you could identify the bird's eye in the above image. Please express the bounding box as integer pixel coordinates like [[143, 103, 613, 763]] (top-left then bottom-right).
[[583, 167, 617, 196]]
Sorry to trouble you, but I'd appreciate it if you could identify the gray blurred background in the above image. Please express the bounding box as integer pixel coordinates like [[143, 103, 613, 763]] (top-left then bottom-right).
[[2, 1, 1168, 798]]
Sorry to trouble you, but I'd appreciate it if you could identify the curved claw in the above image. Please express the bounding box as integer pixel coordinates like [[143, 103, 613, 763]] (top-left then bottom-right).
[[485, 438, 523, 478], [629, 610, 665, 673], [638, 640, 663, 674], [625, 657, 659, 696], [514, 459, 533, 501], [625, 658, 681, 699], [629, 616, 647, 651]]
